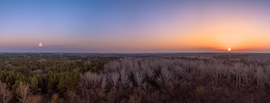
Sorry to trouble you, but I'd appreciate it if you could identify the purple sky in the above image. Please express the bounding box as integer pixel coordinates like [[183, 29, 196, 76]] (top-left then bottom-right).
[[1, 1, 270, 53]]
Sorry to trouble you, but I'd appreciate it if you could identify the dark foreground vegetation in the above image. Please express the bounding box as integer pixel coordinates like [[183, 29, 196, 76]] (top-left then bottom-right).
[[0, 53, 270, 103]]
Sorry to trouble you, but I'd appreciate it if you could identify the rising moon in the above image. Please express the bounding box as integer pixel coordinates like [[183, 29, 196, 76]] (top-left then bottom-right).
[[39, 43, 43, 47], [228, 48, 231, 52]]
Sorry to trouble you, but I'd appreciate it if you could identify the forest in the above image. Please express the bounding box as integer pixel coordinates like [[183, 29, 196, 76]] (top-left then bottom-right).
[[0, 53, 270, 103]]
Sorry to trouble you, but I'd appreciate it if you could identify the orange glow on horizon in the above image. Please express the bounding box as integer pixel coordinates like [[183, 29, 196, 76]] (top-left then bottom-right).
[[178, 18, 270, 52]]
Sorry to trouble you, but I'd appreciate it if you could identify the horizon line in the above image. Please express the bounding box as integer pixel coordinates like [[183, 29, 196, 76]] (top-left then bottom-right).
[[0, 51, 270, 54]]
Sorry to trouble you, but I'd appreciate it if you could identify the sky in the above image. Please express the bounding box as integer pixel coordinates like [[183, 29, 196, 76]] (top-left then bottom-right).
[[1, 0, 270, 53]]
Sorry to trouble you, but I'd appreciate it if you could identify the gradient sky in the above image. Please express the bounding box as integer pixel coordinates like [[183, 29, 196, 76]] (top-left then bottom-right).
[[1, 0, 270, 53]]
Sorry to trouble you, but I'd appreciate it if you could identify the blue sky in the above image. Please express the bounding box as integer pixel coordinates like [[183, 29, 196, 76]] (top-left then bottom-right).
[[1, 0, 270, 53]]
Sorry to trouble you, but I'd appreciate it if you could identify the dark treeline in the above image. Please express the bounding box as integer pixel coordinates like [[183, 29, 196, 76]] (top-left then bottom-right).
[[0, 53, 270, 102]]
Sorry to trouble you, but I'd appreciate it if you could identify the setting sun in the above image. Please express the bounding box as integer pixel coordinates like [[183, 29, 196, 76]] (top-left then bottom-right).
[[228, 48, 231, 52]]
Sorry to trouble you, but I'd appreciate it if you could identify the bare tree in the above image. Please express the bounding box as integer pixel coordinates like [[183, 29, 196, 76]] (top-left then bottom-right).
[[79, 72, 102, 89], [120, 68, 129, 88], [101, 74, 107, 90], [257, 67, 264, 88], [156, 77, 163, 87], [111, 72, 120, 87], [16, 82, 32, 103], [161, 67, 174, 83], [0, 81, 13, 103], [65, 90, 80, 103], [178, 65, 187, 77], [145, 68, 154, 79], [104, 61, 121, 72], [134, 71, 145, 88]]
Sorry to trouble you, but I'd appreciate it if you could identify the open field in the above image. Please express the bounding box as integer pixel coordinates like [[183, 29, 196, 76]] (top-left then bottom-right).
[[0, 53, 269, 102]]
